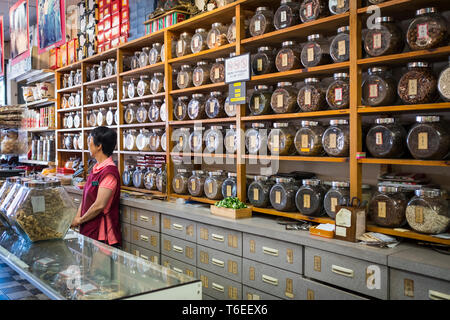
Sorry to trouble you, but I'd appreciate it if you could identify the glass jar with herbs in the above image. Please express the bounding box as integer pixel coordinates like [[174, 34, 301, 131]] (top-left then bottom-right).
[[248, 176, 275, 208], [191, 28, 209, 53], [362, 66, 397, 107], [330, 26, 350, 63], [363, 17, 403, 57], [249, 85, 273, 116], [176, 32, 193, 57], [301, 34, 331, 68], [148, 99, 162, 122], [271, 82, 298, 114], [322, 119, 350, 157], [204, 126, 224, 153], [207, 23, 228, 49], [295, 179, 327, 216], [210, 57, 226, 83], [205, 91, 226, 118], [275, 41, 301, 72], [324, 181, 350, 218], [397, 62, 437, 104], [188, 94, 206, 120], [270, 177, 300, 212], [252, 46, 276, 75], [299, 0, 329, 23], [188, 170, 207, 197], [326, 73, 350, 110], [297, 77, 326, 112], [366, 118, 407, 158], [294, 121, 325, 156], [369, 186, 408, 228], [177, 64, 193, 89], [193, 61, 211, 87], [204, 171, 227, 200], [406, 7, 448, 51], [274, 0, 300, 30], [268, 122, 296, 155], [245, 123, 268, 154]]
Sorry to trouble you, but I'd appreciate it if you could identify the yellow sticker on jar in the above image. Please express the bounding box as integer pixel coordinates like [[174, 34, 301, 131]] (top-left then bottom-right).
[[192, 179, 196, 191], [329, 133, 337, 149], [304, 194, 310, 209], [215, 68, 220, 79], [257, 59, 263, 71], [418, 132, 428, 150], [275, 191, 281, 204], [338, 40, 346, 56], [307, 47, 314, 62], [378, 201, 386, 218], [304, 90, 311, 106], [282, 54, 288, 67], [331, 197, 338, 213], [253, 188, 259, 201], [408, 79, 418, 96]]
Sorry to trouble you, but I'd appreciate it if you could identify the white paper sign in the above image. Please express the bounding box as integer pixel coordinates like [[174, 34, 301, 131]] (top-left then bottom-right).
[[225, 53, 251, 84]]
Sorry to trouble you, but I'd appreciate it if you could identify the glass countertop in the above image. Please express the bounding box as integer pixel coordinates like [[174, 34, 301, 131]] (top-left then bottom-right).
[[0, 226, 198, 300]]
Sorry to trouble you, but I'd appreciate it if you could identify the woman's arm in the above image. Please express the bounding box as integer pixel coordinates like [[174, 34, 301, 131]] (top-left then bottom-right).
[[73, 187, 113, 226], [71, 202, 83, 228]]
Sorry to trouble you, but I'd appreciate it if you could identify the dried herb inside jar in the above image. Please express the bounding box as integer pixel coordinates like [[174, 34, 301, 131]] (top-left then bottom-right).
[[275, 41, 301, 72], [297, 77, 326, 112], [210, 58, 225, 83], [406, 7, 448, 51], [252, 46, 276, 75], [366, 118, 407, 158], [249, 7, 274, 37], [299, 0, 329, 23], [322, 119, 350, 157], [270, 82, 298, 114], [274, 0, 300, 30], [397, 62, 437, 105], [362, 66, 397, 107], [268, 122, 296, 156], [249, 85, 273, 116], [294, 121, 325, 156], [363, 17, 404, 57], [330, 26, 350, 63], [326, 73, 350, 110], [369, 186, 407, 228]]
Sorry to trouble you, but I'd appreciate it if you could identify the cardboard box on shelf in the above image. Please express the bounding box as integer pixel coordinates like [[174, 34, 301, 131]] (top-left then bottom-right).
[[104, 28, 112, 42], [49, 48, 58, 69], [103, 4, 111, 17], [60, 42, 68, 67], [119, 35, 128, 45], [111, 25, 120, 39], [121, 22, 129, 36], [99, 10, 104, 20], [111, 36, 120, 48], [104, 40, 111, 51], [98, 0, 105, 9], [103, 15, 112, 30], [121, 0, 129, 8], [97, 20, 104, 33], [112, 12, 121, 27], [112, 0, 120, 13], [97, 30, 105, 44], [67, 39, 77, 64], [98, 43, 105, 53], [121, 8, 129, 22]]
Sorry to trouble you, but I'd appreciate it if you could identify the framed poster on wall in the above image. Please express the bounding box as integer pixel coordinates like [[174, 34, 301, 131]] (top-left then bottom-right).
[[0, 16, 4, 76], [37, 0, 66, 53], [10, 0, 30, 65]]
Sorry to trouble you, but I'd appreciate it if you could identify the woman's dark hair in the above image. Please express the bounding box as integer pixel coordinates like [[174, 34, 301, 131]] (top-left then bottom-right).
[[90, 126, 117, 156]]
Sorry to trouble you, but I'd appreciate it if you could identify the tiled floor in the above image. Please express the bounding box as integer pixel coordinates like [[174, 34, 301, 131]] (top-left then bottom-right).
[[0, 260, 50, 300]]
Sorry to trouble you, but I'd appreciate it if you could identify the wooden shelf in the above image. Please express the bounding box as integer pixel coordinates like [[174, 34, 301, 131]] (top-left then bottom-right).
[[121, 186, 166, 196], [252, 207, 335, 224], [358, 103, 450, 114], [366, 224, 450, 246], [82, 47, 118, 64], [57, 61, 82, 73], [56, 128, 83, 132], [57, 106, 82, 113], [20, 98, 56, 108], [171, 152, 237, 159], [244, 155, 348, 162], [121, 151, 166, 156], [56, 149, 82, 153], [242, 109, 349, 121], [170, 83, 227, 95], [169, 117, 236, 125], [57, 85, 82, 93], [120, 122, 166, 128], [20, 159, 56, 166], [358, 0, 450, 16], [168, 43, 236, 66], [117, 29, 165, 51], [24, 127, 55, 132], [83, 75, 117, 87], [121, 93, 165, 103], [170, 194, 217, 205], [120, 62, 165, 77], [359, 158, 450, 167], [84, 126, 117, 130], [84, 100, 118, 109]]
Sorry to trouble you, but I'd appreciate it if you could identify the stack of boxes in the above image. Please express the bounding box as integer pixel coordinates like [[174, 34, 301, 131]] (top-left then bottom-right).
[[77, 0, 99, 60], [98, 0, 129, 52]]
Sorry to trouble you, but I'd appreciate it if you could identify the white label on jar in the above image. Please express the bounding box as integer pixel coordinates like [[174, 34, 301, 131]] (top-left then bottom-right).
[[193, 136, 199, 147], [306, 3, 312, 17], [331, 197, 338, 213], [254, 96, 260, 109], [215, 68, 220, 79], [106, 112, 113, 125], [334, 88, 343, 101], [375, 132, 383, 145], [177, 40, 183, 54], [280, 11, 287, 23], [307, 46, 314, 62], [277, 94, 283, 107], [180, 74, 185, 85], [272, 134, 280, 152], [408, 79, 417, 96], [335, 226, 346, 237], [151, 51, 156, 63], [338, 40, 346, 56], [151, 136, 156, 148], [227, 185, 232, 197], [211, 32, 216, 45], [250, 135, 257, 149], [152, 108, 156, 119], [373, 33, 382, 50], [300, 135, 309, 149], [97, 113, 103, 126], [209, 183, 213, 194], [369, 84, 379, 98], [417, 23, 428, 39], [253, 188, 259, 201], [418, 132, 428, 150], [275, 191, 281, 204], [304, 194, 310, 208], [329, 133, 337, 149], [415, 206, 424, 224], [209, 101, 215, 114], [209, 136, 215, 148], [195, 71, 200, 83], [179, 136, 183, 146], [255, 20, 261, 32], [378, 202, 386, 218], [304, 90, 311, 106], [178, 105, 183, 117], [31, 196, 46, 213], [194, 37, 199, 48], [282, 54, 288, 67], [152, 81, 158, 93], [175, 179, 180, 189], [192, 180, 196, 191], [257, 59, 263, 71], [337, 0, 345, 9], [227, 135, 234, 149]]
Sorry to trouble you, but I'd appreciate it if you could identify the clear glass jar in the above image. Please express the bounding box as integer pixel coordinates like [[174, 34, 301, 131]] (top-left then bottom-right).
[[139, 47, 151, 68], [324, 181, 350, 218], [106, 107, 115, 126], [205, 91, 225, 118], [406, 188, 450, 234], [173, 169, 190, 195], [191, 28, 208, 53], [114, 107, 119, 125], [148, 99, 162, 122], [64, 134, 73, 149], [397, 62, 437, 104], [245, 123, 268, 154], [188, 170, 207, 197], [222, 173, 237, 198], [274, 0, 300, 30], [363, 17, 404, 57], [250, 7, 274, 37], [124, 103, 138, 124], [322, 119, 350, 157], [438, 57, 450, 102], [294, 121, 325, 156], [144, 167, 159, 190], [68, 71, 75, 87], [98, 61, 107, 79], [248, 176, 275, 208], [87, 110, 97, 127], [249, 85, 272, 116], [176, 32, 193, 57], [136, 102, 149, 123], [369, 186, 408, 228], [149, 129, 164, 152], [160, 100, 167, 122], [406, 115, 450, 160], [130, 51, 141, 70], [301, 33, 331, 68], [68, 93, 76, 108], [224, 125, 237, 154], [204, 126, 223, 153], [295, 179, 327, 216], [125, 129, 138, 151], [366, 118, 407, 158], [0, 178, 24, 227], [189, 127, 205, 153], [227, 17, 237, 43], [270, 82, 298, 114], [297, 77, 326, 112], [330, 26, 350, 63], [122, 165, 134, 186], [188, 94, 206, 120], [148, 43, 162, 65], [270, 177, 300, 212], [275, 41, 301, 72], [362, 66, 397, 107], [90, 65, 99, 82], [329, 0, 349, 15], [161, 132, 167, 152], [63, 74, 70, 88], [406, 7, 448, 51], [207, 22, 228, 49], [106, 83, 117, 102], [150, 73, 164, 94], [127, 78, 137, 99], [75, 91, 82, 108], [193, 61, 211, 87], [136, 129, 151, 151], [326, 73, 350, 110], [173, 128, 191, 152], [252, 46, 276, 75], [73, 111, 81, 128], [62, 94, 70, 109], [132, 167, 146, 188], [204, 171, 227, 200], [300, 0, 329, 23], [268, 122, 296, 155], [74, 69, 82, 85], [97, 86, 107, 103], [156, 167, 167, 193], [66, 112, 74, 129], [122, 81, 130, 99], [210, 58, 225, 83], [224, 96, 236, 117], [137, 75, 151, 97], [105, 58, 116, 77], [177, 65, 193, 89], [0, 177, 18, 226], [174, 96, 189, 121]]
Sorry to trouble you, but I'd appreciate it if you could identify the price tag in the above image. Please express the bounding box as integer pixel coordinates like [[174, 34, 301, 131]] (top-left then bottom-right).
[[193, 135, 198, 147], [175, 179, 180, 189], [277, 94, 283, 107], [31, 196, 46, 213], [250, 135, 257, 149], [275, 191, 281, 204], [227, 185, 232, 197], [254, 96, 260, 109], [253, 188, 259, 201], [304, 90, 311, 106], [257, 58, 263, 71], [338, 40, 346, 56], [211, 32, 216, 45], [152, 108, 156, 119], [337, 0, 345, 8], [209, 136, 215, 148], [408, 79, 418, 96], [306, 3, 312, 17], [209, 101, 215, 114], [415, 206, 424, 224], [195, 71, 200, 83], [194, 37, 199, 48], [192, 180, 196, 191], [178, 105, 183, 116], [179, 74, 185, 85], [418, 132, 428, 150], [208, 183, 213, 194], [307, 46, 314, 62], [331, 197, 338, 213], [417, 23, 428, 39], [373, 33, 382, 50], [227, 135, 234, 149], [378, 202, 386, 218], [272, 134, 280, 152], [329, 133, 337, 149], [177, 40, 183, 54], [334, 88, 343, 101], [179, 136, 183, 146], [280, 11, 287, 23], [215, 68, 220, 79], [376, 132, 383, 145], [301, 134, 309, 149], [369, 84, 379, 98], [304, 194, 311, 209], [255, 20, 261, 32], [282, 54, 288, 67]]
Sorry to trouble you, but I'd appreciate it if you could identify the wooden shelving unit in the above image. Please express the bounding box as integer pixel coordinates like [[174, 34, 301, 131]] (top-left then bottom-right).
[[55, 0, 450, 245]]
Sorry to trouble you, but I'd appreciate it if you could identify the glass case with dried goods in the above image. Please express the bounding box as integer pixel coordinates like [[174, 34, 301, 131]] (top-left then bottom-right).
[[0, 177, 20, 227], [330, 26, 350, 63], [366, 118, 407, 158], [98, 86, 108, 103], [324, 181, 350, 218], [149, 129, 164, 152], [249, 85, 273, 116], [97, 108, 107, 126], [326, 73, 350, 110], [406, 188, 449, 234], [299, 0, 329, 23], [0, 178, 26, 227], [245, 123, 268, 154], [269, 177, 300, 212], [174, 96, 189, 121], [177, 65, 193, 89], [149, 43, 163, 65], [75, 91, 82, 107], [106, 83, 117, 102], [369, 186, 408, 228], [271, 82, 298, 114], [224, 125, 238, 154], [188, 94, 206, 120], [66, 112, 74, 129], [207, 23, 228, 49], [438, 58, 450, 102], [132, 167, 146, 188], [295, 179, 327, 216], [227, 16, 248, 43], [252, 47, 276, 75], [68, 93, 76, 108], [301, 34, 331, 68], [406, 116, 450, 160], [74, 69, 82, 86], [61, 94, 70, 109], [274, 0, 300, 30], [173, 169, 190, 195], [193, 61, 211, 87], [149, 100, 162, 122], [268, 122, 296, 156], [322, 119, 350, 157], [204, 126, 223, 153], [68, 71, 76, 87], [127, 78, 137, 99], [124, 104, 139, 124], [297, 78, 326, 112], [139, 47, 151, 68], [249, 7, 274, 37], [205, 92, 225, 118], [189, 127, 205, 153], [362, 66, 397, 107], [122, 165, 134, 186], [92, 88, 100, 104], [248, 176, 275, 208], [397, 62, 437, 104], [188, 170, 207, 197], [137, 75, 151, 97], [210, 58, 225, 83], [90, 65, 99, 82], [406, 7, 448, 51], [156, 167, 167, 193], [294, 121, 325, 156], [136, 129, 151, 151], [176, 32, 193, 57], [204, 171, 227, 200], [105, 58, 116, 77], [363, 17, 403, 57], [1, 129, 20, 154], [329, 0, 349, 14], [144, 167, 159, 190], [191, 28, 209, 53], [124, 129, 138, 151], [275, 41, 301, 72]]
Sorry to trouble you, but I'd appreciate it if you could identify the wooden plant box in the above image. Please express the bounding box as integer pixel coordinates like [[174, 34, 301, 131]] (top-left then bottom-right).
[[210, 205, 252, 220]]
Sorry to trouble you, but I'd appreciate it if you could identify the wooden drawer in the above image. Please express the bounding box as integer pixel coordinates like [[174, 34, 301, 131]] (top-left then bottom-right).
[[243, 285, 281, 300], [130, 225, 160, 253], [161, 234, 196, 265], [299, 277, 367, 300], [121, 222, 131, 244], [304, 247, 388, 300], [161, 214, 196, 242], [197, 268, 242, 300], [202, 294, 217, 300], [120, 205, 131, 223], [196, 245, 242, 283], [243, 233, 302, 274], [197, 223, 242, 256], [390, 268, 450, 300], [122, 241, 131, 253], [130, 244, 160, 265], [161, 255, 197, 278], [130, 208, 160, 232], [242, 258, 302, 300]]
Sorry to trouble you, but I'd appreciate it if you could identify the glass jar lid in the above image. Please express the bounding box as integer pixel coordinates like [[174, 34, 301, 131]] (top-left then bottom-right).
[[154, 72, 164, 76], [258, 46, 272, 52], [177, 168, 187, 173], [374, 16, 394, 24], [414, 188, 441, 197], [192, 93, 205, 99], [416, 115, 439, 123], [282, 41, 296, 47], [192, 170, 205, 175], [252, 122, 265, 128], [210, 125, 223, 130], [329, 119, 349, 125], [180, 31, 191, 38], [408, 61, 430, 68], [416, 7, 437, 16], [212, 22, 224, 28], [337, 26, 350, 33], [140, 75, 150, 80], [209, 170, 224, 176], [256, 6, 270, 12], [273, 122, 289, 128], [333, 72, 349, 79], [254, 175, 270, 181], [255, 85, 269, 90], [301, 120, 319, 126], [215, 57, 225, 62], [228, 172, 237, 178], [302, 179, 320, 186], [305, 77, 320, 84], [375, 118, 395, 124], [210, 91, 222, 96], [378, 185, 399, 193], [368, 66, 389, 74], [275, 177, 295, 183], [307, 34, 323, 41], [197, 61, 208, 66], [278, 81, 292, 87], [331, 181, 350, 188], [195, 28, 207, 33], [179, 96, 189, 101]]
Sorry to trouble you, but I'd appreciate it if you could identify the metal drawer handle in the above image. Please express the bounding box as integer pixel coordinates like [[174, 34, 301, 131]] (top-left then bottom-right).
[[212, 283, 225, 292], [331, 265, 354, 278], [211, 258, 224, 268], [173, 245, 184, 253], [262, 246, 279, 257], [140, 215, 149, 222], [262, 275, 279, 286], [429, 290, 450, 300], [172, 267, 183, 274], [212, 234, 224, 242], [140, 254, 149, 261], [140, 235, 149, 242], [172, 223, 184, 231]]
